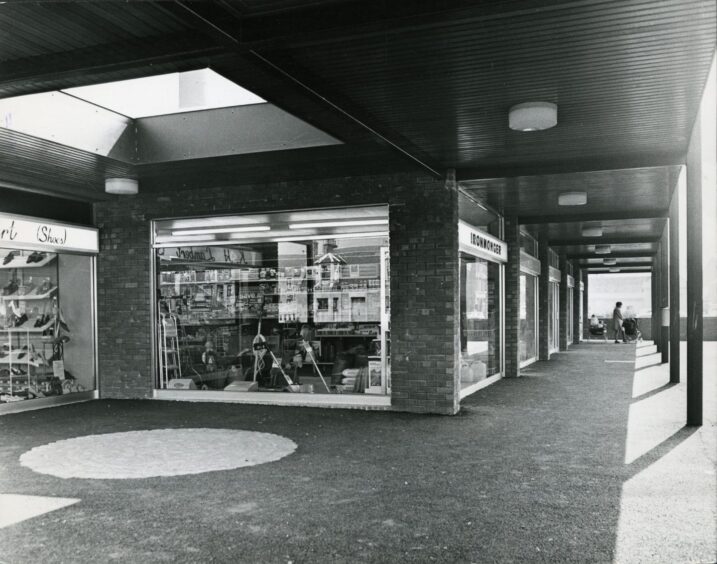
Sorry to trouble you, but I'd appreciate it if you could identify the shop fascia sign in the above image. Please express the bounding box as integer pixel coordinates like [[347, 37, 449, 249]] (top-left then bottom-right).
[[0, 212, 98, 254], [158, 246, 262, 266], [458, 220, 507, 263]]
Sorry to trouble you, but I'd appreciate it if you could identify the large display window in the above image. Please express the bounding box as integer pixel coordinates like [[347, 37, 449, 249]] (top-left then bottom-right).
[[519, 273, 538, 365], [0, 214, 98, 409], [458, 221, 505, 392], [152, 206, 390, 397]]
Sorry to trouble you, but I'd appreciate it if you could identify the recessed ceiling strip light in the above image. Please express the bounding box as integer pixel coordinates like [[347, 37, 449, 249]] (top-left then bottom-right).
[[171, 226, 271, 236], [288, 219, 388, 230], [595, 245, 612, 255]]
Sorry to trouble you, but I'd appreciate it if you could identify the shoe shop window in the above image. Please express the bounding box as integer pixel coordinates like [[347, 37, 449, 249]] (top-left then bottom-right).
[[0, 214, 98, 410]]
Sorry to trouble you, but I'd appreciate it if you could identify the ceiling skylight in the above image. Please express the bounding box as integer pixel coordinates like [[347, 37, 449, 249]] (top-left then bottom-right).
[[63, 69, 265, 118]]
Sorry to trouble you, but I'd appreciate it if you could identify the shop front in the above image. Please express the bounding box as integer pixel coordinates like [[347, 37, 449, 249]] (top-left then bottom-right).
[[548, 265, 561, 355], [151, 205, 391, 407], [457, 220, 506, 398], [0, 212, 98, 413], [519, 250, 540, 367]]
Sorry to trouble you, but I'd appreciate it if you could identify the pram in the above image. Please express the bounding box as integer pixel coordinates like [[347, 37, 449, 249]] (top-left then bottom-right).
[[588, 316, 607, 339], [622, 318, 642, 342]]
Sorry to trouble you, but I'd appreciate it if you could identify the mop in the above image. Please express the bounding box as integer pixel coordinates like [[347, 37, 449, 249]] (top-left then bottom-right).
[[301, 340, 332, 393]]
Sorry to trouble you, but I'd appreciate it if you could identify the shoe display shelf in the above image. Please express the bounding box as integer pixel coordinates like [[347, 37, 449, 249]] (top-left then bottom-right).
[[0, 251, 57, 402]]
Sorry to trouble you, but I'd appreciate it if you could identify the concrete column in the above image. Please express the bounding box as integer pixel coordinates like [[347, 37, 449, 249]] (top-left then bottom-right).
[[660, 228, 669, 363], [538, 229, 550, 359], [559, 254, 569, 351], [669, 189, 680, 383], [504, 217, 521, 377], [582, 271, 589, 340], [686, 119, 703, 426], [572, 261, 582, 344]]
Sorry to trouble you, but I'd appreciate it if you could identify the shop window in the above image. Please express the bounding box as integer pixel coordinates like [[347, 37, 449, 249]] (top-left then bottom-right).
[[519, 273, 538, 364], [153, 206, 390, 397], [1, 249, 96, 404], [459, 254, 502, 387], [519, 231, 538, 257]]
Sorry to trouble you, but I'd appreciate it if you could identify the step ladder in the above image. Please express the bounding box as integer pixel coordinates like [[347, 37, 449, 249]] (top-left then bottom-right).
[[158, 313, 181, 388]]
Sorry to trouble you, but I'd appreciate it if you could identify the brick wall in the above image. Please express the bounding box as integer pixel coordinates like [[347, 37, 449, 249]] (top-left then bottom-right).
[[559, 254, 570, 351], [504, 217, 521, 377], [572, 262, 582, 344], [538, 231, 551, 360], [94, 172, 461, 414]]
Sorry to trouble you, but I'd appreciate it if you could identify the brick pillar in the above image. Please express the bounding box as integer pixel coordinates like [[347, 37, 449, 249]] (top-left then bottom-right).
[[559, 253, 569, 351], [504, 217, 521, 377], [572, 261, 582, 344], [538, 230, 550, 359], [582, 271, 589, 340], [389, 175, 460, 415]]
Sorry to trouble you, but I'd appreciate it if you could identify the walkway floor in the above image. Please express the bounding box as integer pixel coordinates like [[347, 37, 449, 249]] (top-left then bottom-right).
[[0, 342, 714, 563]]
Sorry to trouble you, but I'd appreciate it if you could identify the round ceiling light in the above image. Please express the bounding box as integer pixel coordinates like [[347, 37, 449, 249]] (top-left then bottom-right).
[[609, 267, 621, 273], [105, 177, 138, 195], [603, 258, 617, 266], [509, 101, 557, 131], [581, 226, 603, 237], [595, 245, 612, 255], [558, 191, 587, 206]]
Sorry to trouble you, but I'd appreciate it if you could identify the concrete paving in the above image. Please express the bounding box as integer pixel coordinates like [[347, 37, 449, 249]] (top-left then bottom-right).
[[0, 342, 714, 563]]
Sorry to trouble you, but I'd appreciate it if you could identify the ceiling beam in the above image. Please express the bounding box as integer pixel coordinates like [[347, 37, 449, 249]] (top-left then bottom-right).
[[587, 268, 652, 273], [569, 252, 656, 260], [0, 32, 227, 97], [550, 236, 660, 246], [457, 154, 684, 181], [520, 209, 669, 224], [579, 261, 654, 268]]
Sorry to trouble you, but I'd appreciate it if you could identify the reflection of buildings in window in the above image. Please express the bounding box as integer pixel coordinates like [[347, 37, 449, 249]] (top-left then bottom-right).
[[520, 275, 527, 320]]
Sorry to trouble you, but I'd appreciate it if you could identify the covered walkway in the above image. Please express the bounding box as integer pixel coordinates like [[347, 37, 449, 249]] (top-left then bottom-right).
[[0, 343, 714, 563]]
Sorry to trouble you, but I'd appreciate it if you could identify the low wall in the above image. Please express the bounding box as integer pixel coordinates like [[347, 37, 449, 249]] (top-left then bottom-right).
[[586, 317, 717, 341]]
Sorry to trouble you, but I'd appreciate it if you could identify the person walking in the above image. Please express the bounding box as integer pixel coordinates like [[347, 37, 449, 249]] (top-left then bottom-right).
[[612, 301, 626, 343]]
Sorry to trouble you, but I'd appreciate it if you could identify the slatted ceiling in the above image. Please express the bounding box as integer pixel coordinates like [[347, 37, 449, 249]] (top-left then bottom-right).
[[283, 0, 714, 166], [562, 243, 658, 255], [460, 167, 676, 218], [0, 128, 129, 198], [525, 218, 668, 242], [0, 3, 192, 63]]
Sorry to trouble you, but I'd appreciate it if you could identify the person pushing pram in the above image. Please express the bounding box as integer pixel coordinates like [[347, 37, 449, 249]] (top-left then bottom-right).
[[621, 306, 642, 342]]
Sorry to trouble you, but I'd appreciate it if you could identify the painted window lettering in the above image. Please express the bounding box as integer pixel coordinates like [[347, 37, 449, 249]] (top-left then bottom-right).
[[36, 225, 67, 246], [0, 220, 18, 241]]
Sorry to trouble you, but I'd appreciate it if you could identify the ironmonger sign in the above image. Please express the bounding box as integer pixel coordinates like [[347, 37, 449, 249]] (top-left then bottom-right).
[[0, 212, 98, 254], [458, 221, 507, 263]]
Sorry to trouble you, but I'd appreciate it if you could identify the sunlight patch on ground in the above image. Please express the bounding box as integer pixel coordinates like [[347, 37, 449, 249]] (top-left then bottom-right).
[[19, 429, 297, 479], [0, 494, 80, 528], [614, 344, 717, 563]]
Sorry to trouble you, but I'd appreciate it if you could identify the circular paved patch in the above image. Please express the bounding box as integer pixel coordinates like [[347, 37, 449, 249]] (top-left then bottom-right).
[[19, 428, 297, 479]]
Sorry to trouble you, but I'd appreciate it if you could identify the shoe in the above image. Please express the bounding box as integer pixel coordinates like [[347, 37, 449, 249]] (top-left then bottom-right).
[[26, 252, 45, 264], [614, 340, 619, 343], [13, 313, 28, 328], [2, 251, 16, 265]]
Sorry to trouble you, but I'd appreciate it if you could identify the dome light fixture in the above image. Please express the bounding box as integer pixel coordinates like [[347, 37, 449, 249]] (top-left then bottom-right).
[[603, 258, 617, 266], [509, 101, 557, 131], [609, 267, 621, 273], [558, 191, 587, 206], [105, 177, 138, 195], [581, 226, 603, 237], [595, 245, 612, 255]]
